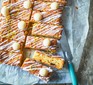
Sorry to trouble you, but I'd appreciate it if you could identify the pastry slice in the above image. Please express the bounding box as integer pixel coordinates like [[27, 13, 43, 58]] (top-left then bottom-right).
[[2, 0, 33, 20], [0, 34, 25, 51], [10, 9, 32, 21], [25, 36, 57, 52], [10, 0, 34, 11], [31, 23, 63, 39], [35, 0, 67, 5], [9, 0, 33, 21], [33, 1, 64, 11], [32, 50, 65, 69], [2, 0, 33, 8], [0, 18, 28, 39], [21, 58, 53, 82], [30, 9, 62, 25], [0, 50, 23, 66]]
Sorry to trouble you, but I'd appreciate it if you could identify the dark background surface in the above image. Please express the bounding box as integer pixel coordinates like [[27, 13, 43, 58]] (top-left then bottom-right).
[[77, 0, 93, 85]]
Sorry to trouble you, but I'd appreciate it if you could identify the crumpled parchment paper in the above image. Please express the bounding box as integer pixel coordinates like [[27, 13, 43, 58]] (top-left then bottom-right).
[[63, 0, 90, 71]]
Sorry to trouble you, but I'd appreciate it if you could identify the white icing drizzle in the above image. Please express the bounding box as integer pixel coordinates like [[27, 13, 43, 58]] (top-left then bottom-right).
[[42, 14, 61, 24], [11, 10, 31, 20], [10, 59, 20, 66], [0, 21, 8, 28], [0, 31, 25, 51], [0, 40, 13, 50], [3, 53, 21, 64], [41, 10, 62, 24], [22, 58, 53, 82], [0, 19, 25, 51], [33, 1, 63, 11], [2, 53, 16, 63], [31, 9, 62, 24], [22, 65, 31, 71], [0, 52, 8, 60], [25, 36, 57, 50], [0, 50, 22, 66], [33, 1, 50, 11], [22, 59, 52, 72], [32, 23, 62, 38]]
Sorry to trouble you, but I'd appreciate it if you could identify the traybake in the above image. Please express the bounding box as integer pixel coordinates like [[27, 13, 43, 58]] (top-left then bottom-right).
[[0, 0, 66, 83]]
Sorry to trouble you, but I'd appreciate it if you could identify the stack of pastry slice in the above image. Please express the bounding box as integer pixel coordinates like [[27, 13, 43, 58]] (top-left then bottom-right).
[[0, 0, 67, 83]]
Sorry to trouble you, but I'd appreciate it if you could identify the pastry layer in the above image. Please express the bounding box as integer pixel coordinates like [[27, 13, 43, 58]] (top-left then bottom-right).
[[0, 32, 25, 51], [10, 9, 32, 21], [2, 0, 33, 7], [21, 58, 53, 82], [32, 50, 65, 69], [31, 23, 63, 39], [25, 36, 57, 52], [0, 50, 23, 66], [0, 19, 28, 37], [33, 1, 63, 11], [31, 9, 62, 25], [2, 0, 18, 6], [10, 0, 34, 10], [34, 0, 67, 5], [8, 0, 33, 20]]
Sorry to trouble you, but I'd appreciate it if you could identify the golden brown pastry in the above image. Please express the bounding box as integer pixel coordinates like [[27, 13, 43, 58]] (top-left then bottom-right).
[[25, 36, 57, 52], [21, 58, 53, 82], [32, 50, 65, 69]]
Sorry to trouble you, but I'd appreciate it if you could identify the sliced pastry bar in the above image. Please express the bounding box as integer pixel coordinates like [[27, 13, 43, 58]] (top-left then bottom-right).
[[25, 36, 57, 52], [0, 34, 25, 52], [1, 0, 32, 21], [35, 0, 67, 5], [2, 0, 33, 8], [31, 23, 63, 39], [0, 19, 29, 39], [21, 58, 53, 82], [9, 0, 34, 11], [30, 9, 63, 25], [0, 50, 23, 66], [8, 19, 29, 32], [10, 9, 32, 21], [0, 5, 32, 21], [33, 1, 64, 11], [32, 50, 65, 69]]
